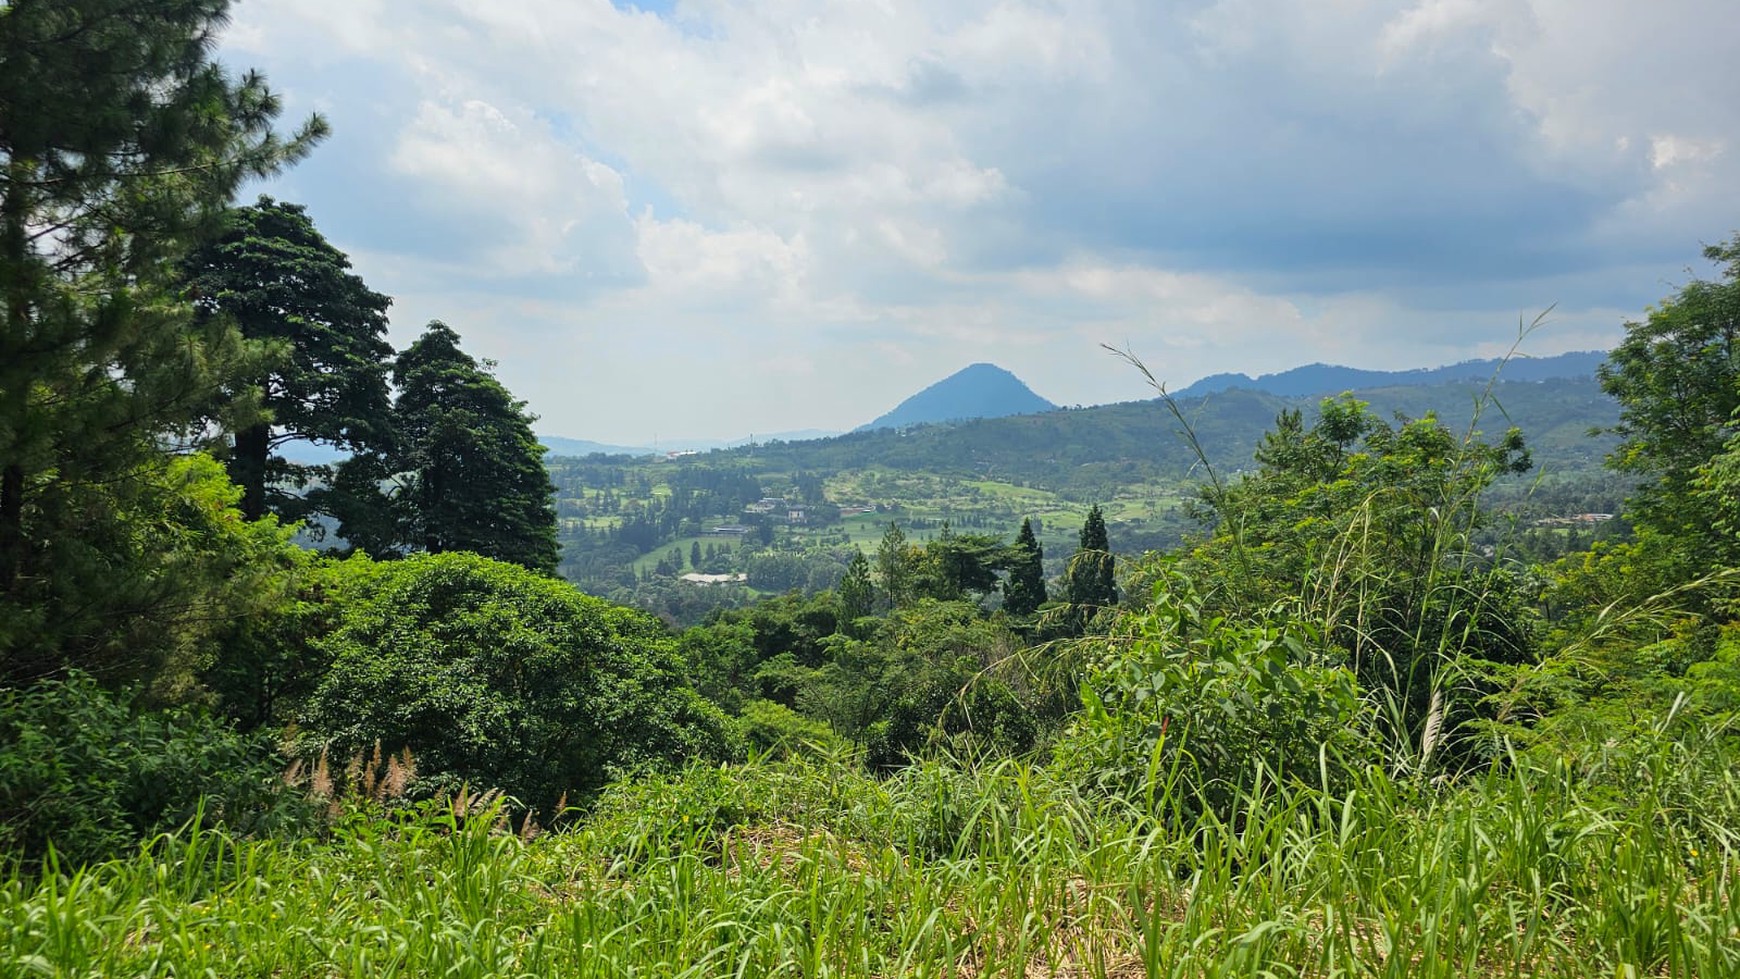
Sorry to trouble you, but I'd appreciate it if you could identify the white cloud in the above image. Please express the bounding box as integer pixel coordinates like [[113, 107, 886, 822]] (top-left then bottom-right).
[[220, 0, 1738, 442]]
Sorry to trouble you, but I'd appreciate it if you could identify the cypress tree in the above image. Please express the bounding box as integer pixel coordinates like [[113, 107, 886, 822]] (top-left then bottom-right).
[[387, 321, 559, 574], [1065, 504, 1116, 613], [1002, 517, 1047, 616], [838, 548, 874, 621]]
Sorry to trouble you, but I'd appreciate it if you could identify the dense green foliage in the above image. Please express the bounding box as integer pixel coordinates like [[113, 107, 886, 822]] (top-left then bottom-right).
[[295, 552, 736, 810], [5, 743, 1738, 976], [1001, 517, 1047, 616], [0, 674, 307, 868], [1160, 396, 1535, 762], [0, 453, 302, 691], [367, 322, 560, 572], [1600, 235, 1740, 577], [0, 0, 321, 682], [1064, 503, 1116, 618], [1056, 579, 1371, 818], [183, 197, 394, 524], [5, 8, 1740, 973]]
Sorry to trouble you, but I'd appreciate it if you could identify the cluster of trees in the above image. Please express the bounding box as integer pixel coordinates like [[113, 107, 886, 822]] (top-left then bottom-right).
[[184, 199, 557, 574], [8, 0, 1740, 885], [0, 35, 560, 681], [0, 0, 687, 858]]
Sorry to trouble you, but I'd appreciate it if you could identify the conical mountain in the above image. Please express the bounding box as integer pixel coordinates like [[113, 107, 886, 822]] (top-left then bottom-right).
[[858, 363, 1056, 432]]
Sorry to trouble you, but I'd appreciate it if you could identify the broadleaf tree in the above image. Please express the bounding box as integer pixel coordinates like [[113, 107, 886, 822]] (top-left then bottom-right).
[[1598, 234, 1740, 574]]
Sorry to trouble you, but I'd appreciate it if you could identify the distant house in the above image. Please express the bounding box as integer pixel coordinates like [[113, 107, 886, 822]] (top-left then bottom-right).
[[706, 524, 753, 537], [1533, 513, 1616, 527], [680, 572, 748, 586], [787, 506, 808, 524], [744, 497, 786, 515]]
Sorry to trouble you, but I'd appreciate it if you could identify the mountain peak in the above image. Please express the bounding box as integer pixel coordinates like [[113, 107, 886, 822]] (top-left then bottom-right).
[[858, 363, 1055, 432]]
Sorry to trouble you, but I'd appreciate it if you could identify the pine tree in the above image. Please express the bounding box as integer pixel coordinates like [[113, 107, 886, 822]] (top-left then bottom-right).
[[691, 540, 703, 569], [182, 197, 394, 524], [1002, 517, 1047, 616], [0, 0, 324, 678], [1065, 504, 1116, 613], [386, 321, 559, 573], [838, 548, 875, 621], [875, 522, 913, 611]]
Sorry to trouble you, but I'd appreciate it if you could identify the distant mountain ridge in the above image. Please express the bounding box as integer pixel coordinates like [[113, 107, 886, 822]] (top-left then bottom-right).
[[857, 363, 1055, 432], [1172, 350, 1608, 400], [715, 375, 1621, 502], [540, 429, 842, 459]]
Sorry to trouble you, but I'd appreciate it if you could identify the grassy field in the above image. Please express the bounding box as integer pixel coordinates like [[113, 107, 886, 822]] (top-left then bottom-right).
[[6, 740, 1737, 977]]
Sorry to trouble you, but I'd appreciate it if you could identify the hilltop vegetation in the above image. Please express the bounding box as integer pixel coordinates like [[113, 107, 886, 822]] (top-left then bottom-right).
[[5, 4, 1740, 976]]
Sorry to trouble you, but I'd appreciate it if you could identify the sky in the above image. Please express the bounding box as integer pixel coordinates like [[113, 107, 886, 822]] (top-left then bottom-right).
[[219, 0, 1740, 445]]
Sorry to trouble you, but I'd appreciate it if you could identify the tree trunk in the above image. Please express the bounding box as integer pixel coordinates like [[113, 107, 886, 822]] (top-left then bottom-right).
[[0, 464, 22, 593], [1, 160, 33, 594], [231, 423, 271, 522]]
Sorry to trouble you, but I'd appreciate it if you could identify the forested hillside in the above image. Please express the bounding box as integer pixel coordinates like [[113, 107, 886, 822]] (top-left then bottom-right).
[[551, 374, 1625, 622], [4, 4, 1740, 977]]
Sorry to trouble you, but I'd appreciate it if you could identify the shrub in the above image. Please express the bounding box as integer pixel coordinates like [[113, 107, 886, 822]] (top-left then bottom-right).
[[1053, 578, 1375, 819], [0, 674, 310, 867], [297, 552, 740, 811], [737, 699, 843, 758]]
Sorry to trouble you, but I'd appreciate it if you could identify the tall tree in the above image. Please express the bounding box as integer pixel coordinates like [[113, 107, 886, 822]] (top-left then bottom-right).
[[875, 522, 913, 611], [387, 321, 559, 573], [837, 548, 874, 622], [0, 0, 324, 678], [918, 524, 1006, 602], [1598, 235, 1740, 570], [1064, 504, 1116, 613], [1002, 517, 1047, 616], [182, 197, 394, 524]]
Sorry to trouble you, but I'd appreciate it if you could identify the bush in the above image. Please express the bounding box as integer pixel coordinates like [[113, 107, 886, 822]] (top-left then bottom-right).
[[297, 552, 740, 811], [737, 699, 843, 758], [0, 674, 309, 867], [1053, 578, 1375, 819]]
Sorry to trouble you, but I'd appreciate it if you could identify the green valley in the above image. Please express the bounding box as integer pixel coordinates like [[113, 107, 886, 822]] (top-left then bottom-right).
[[553, 374, 1627, 623]]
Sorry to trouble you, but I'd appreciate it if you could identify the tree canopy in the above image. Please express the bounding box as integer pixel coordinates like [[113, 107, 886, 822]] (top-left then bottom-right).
[[1064, 504, 1116, 614], [383, 321, 559, 573], [1599, 235, 1740, 572], [182, 197, 394, 524], [1002, 517, 1047, 616], [0, 0, 323, 680]]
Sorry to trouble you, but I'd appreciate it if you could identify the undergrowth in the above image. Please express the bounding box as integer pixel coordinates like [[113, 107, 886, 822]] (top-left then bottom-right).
[[3, 736, 1737, 977]]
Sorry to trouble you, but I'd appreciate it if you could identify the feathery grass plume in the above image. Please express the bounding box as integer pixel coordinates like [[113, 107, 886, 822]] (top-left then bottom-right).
[[342, 747, 362, 792], [382, 748, 414, 799], [310, 750, 333, 800]]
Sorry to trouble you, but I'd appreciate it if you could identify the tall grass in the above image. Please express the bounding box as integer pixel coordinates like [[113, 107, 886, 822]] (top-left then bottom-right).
[[4, 738, 1736, 977]]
